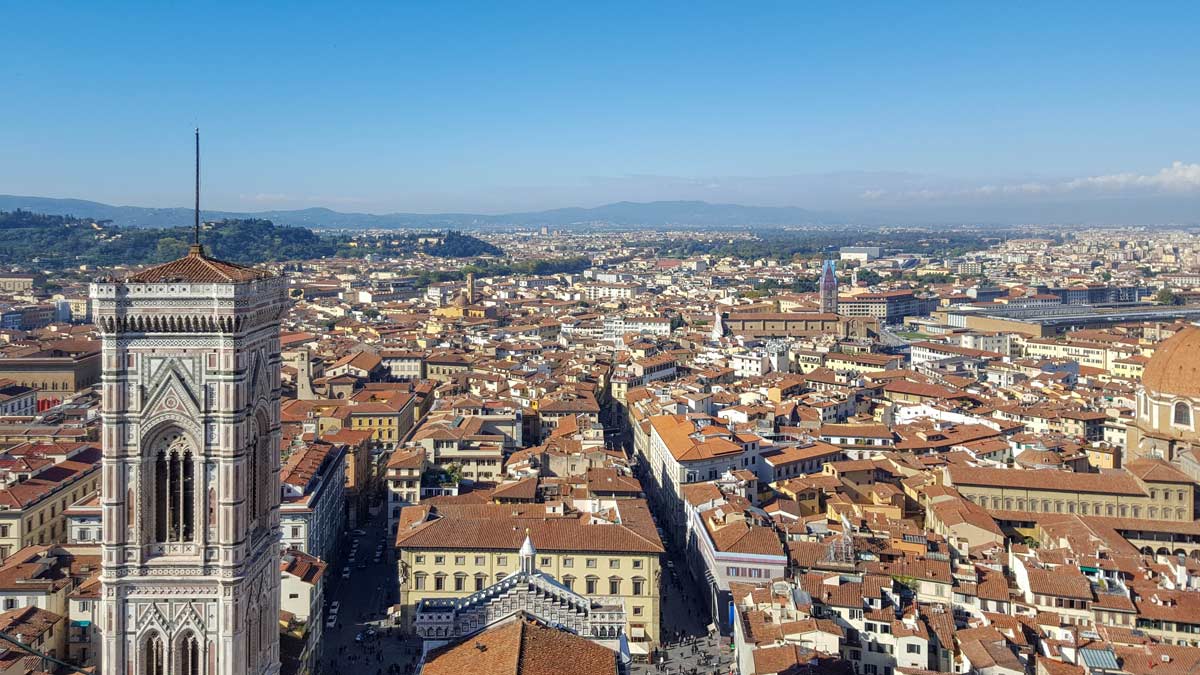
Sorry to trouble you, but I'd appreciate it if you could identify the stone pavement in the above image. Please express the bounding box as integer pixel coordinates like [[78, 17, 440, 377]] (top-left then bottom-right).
[[634, 634, 736, 675], [632, 504, 736, 675]]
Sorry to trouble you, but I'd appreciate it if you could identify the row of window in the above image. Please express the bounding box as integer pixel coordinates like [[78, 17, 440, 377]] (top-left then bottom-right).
[[725, 566, 769, 578], [411, 571, 648, 596], [969, 494, 1189, 520], [9, 380, 76, 391], [413, 553, 643, 570]]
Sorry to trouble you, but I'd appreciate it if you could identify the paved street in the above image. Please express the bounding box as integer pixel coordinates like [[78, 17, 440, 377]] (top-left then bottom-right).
[[637, 634, 736, 675], [633, 502, 736, 675], [314, 483, 735, 674], [315, 511, 420, 675]]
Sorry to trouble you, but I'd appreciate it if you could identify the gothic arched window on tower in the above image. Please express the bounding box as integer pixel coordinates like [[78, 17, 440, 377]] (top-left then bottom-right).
[[246, 598, 261, 675], [246, 412, 274, 538], [246, 436, 259, 535], [152, 431, 195, 545], [1174, 401, 1192, 427], [177, 631, 201, 675], [143, 631, 166, 675]]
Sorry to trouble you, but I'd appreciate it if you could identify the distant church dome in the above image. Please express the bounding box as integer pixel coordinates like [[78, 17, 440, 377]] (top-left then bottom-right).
[[1143, 325, 1200, 398], [451, 292, 471, 308]]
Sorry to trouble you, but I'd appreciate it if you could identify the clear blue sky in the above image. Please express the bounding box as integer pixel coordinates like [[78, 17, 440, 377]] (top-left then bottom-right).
[[3, 2, 1199, 213]]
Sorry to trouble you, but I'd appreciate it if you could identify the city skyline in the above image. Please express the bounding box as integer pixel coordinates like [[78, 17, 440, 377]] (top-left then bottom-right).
[[6, 5, 1200, 675], [3, 3, 1199, 215]]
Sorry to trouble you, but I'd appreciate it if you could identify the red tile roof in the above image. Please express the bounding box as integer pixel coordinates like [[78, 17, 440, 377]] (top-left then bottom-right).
[[126, 246, 272, 283], [422, 616, 617, 675]]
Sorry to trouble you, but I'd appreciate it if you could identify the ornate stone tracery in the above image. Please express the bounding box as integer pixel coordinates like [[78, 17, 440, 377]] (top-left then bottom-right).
[[93, 257, 287, 675]]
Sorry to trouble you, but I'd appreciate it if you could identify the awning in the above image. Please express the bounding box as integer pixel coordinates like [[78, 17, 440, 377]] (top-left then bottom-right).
[[626, 641, 650, 655]]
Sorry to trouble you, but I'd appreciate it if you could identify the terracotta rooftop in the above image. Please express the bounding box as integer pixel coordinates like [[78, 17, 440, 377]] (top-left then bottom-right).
[[946, 465, 1147, 496], [125, 245, 273, 283], [395, 501, 663, 554], [421, 615, 617, 675]]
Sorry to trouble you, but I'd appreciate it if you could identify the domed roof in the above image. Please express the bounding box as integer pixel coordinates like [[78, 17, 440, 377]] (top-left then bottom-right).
[[450, 292, 470, 308], [1143, 325, 1200, 398]]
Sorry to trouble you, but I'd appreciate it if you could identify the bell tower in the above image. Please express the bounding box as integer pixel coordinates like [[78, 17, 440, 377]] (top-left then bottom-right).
[[819, 259, 839, 315], [90, 132, 288, 675]]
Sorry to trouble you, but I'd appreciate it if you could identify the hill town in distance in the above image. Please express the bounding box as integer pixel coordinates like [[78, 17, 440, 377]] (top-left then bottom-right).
[[2, 191, 1200, 675]]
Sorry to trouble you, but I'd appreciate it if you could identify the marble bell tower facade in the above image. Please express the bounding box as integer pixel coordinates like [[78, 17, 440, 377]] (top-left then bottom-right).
[[91, 244, 288, 675]]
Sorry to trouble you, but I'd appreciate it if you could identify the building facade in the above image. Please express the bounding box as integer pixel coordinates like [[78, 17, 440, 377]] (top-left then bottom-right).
[[394, 500, 663, 651], [91, 245, 288, 675], [280, 441, 347, 563]]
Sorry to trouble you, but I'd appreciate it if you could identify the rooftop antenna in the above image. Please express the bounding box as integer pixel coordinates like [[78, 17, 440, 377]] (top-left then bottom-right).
[[192, 128, 202, 252]]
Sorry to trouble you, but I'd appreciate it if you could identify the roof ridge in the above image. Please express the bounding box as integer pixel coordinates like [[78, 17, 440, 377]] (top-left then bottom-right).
[[195, 253, 237, 280], [124, 247, 271, 283], [514, 618, 528, 675]]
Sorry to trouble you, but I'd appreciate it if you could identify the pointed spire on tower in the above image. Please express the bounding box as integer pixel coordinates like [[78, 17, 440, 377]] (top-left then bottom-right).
[[819, 259, 839, 314], [711, 307, 726, 343], [191, 128, 203, 256]]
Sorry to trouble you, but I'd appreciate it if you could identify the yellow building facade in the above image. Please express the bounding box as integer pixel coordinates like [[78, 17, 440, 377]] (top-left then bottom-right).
[[394, 501, 663, 647]]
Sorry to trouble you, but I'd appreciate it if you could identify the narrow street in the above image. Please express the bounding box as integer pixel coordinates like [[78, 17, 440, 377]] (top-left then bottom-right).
[[633, 492, 737, 675], [314, 465, 736, 674], [316, 511, 420, 675]]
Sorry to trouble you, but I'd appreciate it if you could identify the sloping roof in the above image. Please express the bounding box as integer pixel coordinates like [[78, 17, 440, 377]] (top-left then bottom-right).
[[649, 415, 745, 462], [946, 465, 1146, 496], [708, 520, 786, 557], [421, 616, 617, 675], [280, 548, 327, 585], [1124, 457, 1195, 484], [1026, 566, 1093, 600], [491, 476, 539, 501], [125, 245, 273, 283], [395, 501, 663, 554], [0, 605, 62, 641]]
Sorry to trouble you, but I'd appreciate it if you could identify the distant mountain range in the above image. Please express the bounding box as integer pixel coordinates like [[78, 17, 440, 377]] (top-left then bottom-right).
[[3, 193, 1198, 229], [0, 195, 837, 229]]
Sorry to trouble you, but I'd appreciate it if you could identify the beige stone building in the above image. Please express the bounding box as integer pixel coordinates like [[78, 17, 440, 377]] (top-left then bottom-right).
[[0, 274, 35, 293], [385, 448, 426, 536], [0, 340, 101, 403], [0, 443, 101, 560], [394, 499, 664, 649], [943, 460, 1194, 522]]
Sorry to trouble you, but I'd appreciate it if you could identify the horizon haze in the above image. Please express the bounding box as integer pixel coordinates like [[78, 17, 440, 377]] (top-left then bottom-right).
[[3, 3, 1200, 221]]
